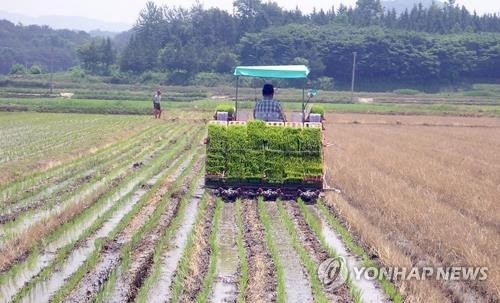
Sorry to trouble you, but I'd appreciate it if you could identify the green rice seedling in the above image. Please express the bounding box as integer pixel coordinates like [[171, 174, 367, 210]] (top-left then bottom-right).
[[316, 201, 402, 303], [258, 199, 286, 303], [235, 199, 248, 303], [276, 201, 329, 303], [195, 198, 223, 303]]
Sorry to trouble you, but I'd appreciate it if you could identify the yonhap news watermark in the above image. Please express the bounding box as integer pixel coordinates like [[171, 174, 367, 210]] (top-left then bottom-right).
[[318, 257, 488, 290]]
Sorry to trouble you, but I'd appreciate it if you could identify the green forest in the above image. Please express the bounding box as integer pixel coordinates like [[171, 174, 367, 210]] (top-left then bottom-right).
[[1, 0, 499, 90]]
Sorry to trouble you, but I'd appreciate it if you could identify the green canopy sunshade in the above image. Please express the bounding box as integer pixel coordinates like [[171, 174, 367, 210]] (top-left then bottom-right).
[[234, 65, 310, 79]]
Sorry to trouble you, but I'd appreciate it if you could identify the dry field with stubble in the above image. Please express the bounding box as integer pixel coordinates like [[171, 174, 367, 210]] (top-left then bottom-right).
[[323, 113, 500, 302]]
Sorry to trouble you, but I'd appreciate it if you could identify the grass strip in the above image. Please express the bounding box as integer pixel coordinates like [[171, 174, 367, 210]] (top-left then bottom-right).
[[257, 198, 286, 303], [235, 199, 248, 303], [296, 199, 361, 302], [194, 197, 223, 303], [276, 200, 330, 303], [317, 201, 402, 302]]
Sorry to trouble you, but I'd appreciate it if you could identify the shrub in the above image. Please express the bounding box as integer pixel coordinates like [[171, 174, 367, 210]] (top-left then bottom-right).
[[9, 63, 27, 75], [29, 64, 43, 74]]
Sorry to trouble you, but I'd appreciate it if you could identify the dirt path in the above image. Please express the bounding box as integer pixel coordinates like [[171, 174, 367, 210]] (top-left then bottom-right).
[[283, 201, 351, 302], [308, 204, 388, 303], [210, 202, 239, 303], [242, 200, 277, 302], [266, 202, 314, 303]]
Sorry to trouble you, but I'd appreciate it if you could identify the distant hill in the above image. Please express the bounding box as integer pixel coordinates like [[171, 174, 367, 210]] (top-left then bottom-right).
[[0, 20, 91, 74], [381, 0, 443, 13], [0, 10, 131, 32]]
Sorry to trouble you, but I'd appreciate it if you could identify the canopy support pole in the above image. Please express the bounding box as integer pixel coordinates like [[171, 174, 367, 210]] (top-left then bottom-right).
[[302, 83, 305, 123], [235, 76, 239, 121]]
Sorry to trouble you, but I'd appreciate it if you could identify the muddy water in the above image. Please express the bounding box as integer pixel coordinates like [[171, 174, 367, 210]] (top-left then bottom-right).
[[267, 202, 314, 303], [0, 166, 127, 241], [0, 157, 184, 303], [307, 205, 388, 303], [146, 186, 205, 303], [0, 136, 173, 240], [210, 202, 239, 303]]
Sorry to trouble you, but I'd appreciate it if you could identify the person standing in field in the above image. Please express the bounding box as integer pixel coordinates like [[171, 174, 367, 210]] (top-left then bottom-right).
[[153, 90, 162, 119]]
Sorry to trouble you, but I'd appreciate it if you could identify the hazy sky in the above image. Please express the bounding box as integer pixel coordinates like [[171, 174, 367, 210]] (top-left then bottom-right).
[[1, 0, 499, 24]]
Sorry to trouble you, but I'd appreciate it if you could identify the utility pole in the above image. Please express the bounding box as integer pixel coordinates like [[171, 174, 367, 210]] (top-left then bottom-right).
[[350, 51, 357, 103], [49, 46, 54, 95]]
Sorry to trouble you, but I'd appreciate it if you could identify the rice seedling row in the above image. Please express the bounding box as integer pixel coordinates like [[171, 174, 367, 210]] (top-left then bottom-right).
[[0, 123, 159, 207], [0, 123, 174, 225], [59, 140, 203, 302], [209, 200, 239, 303], [158, 188, 215, 303], [277, 200, 348, 302], [102, 155, 204, 302], [0, 126, 198, 302], [10, 138, 201, 303], [0, 125, 188, 252], [139, 175, 208, 303]]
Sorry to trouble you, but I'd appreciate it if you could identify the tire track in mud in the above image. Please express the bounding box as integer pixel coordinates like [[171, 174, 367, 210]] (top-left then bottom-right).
[[242, 199, 277, 303], [62, 155, 199, 303], [283, 201, 352, 302], [210, 202, 239, 303], [108, 161, 205, 303], [265, 202, 314, 303]]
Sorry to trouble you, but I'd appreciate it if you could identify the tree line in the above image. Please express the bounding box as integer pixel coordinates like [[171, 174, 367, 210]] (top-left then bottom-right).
[[1, 0, 499, 90], [114, 0, 499, 89]]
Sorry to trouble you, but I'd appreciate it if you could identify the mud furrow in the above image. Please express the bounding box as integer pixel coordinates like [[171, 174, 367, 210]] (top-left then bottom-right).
[[242, 199, 277, 303], [283, 201, 351, 302], [145, 185, 206, 303], [266, 202, 313, 303], [176, 195, 216, 303], [62, 155, 198, 303], [210, 202, 239, 303], [308, 204, 389, 303]]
